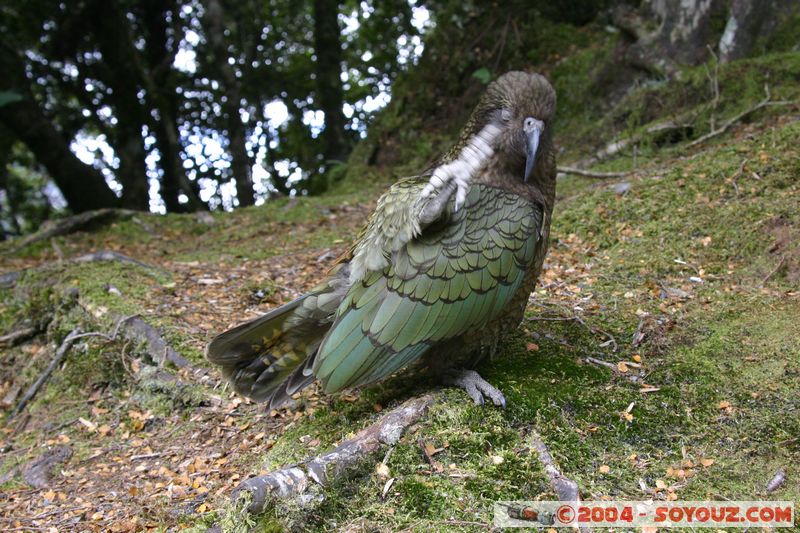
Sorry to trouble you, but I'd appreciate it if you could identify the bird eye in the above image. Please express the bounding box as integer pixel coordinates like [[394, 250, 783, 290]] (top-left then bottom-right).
[[524, 117, 536, 128], [500, 109, 512, 122]]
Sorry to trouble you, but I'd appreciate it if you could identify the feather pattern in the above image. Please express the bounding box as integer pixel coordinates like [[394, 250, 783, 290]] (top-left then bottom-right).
[[206, 70, 557, 407], [312, 178, 543, 393]]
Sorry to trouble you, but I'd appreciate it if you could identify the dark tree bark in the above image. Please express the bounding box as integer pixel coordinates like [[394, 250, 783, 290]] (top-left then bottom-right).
[[85, 1, 151, 210], [205, 0, 256, 207], [719, 0, 799, 63], [613, 0, 726, 77], [0, 46, 118, 212], [312, 0, 349, 191], [614, 0, 800, 75]]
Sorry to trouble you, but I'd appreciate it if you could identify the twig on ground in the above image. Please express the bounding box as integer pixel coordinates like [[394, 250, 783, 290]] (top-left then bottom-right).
[[760, 255, 786, 286], [584, 355, 642, 384], [584, 356, 618, 372], [527, 313, 617, 352], [131, 452, 163, 461], [728, 158, 750, 197], [0, 326, 41, 348], [589, 120, 694, 164], [686, 84, 795, 149], [10, 329, 82, 418], [526, 429, 589, 533], [557, 166, 632, 179], [231, 394, 434, 513], [8, 317, 140, 418]]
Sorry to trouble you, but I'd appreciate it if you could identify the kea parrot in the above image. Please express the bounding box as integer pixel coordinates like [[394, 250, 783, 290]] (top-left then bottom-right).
[[206, 71, 557, 408]]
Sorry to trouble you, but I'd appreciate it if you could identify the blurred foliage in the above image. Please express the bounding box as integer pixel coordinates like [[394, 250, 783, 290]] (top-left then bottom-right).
[[0, 0, 422, 214], [0, 0, 797, 220]]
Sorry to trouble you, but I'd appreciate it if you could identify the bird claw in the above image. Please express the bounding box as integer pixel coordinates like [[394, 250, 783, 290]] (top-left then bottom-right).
[[420, 170, 470, 213], [443, 369, 506, 407]]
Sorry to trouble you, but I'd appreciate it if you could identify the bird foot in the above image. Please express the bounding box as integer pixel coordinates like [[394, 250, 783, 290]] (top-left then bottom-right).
[[417, 165, 471, 224], [442, 369, 506, 407]]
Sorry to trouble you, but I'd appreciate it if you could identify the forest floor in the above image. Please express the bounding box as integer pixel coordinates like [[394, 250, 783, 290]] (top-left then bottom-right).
[[1, 63, 800, 531]]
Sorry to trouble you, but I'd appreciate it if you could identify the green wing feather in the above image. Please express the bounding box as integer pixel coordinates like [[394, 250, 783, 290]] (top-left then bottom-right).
[[313, 178, 543, 393]]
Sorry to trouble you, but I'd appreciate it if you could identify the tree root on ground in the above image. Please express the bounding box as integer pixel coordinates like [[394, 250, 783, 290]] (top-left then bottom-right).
[[0, 325, 42, 348], [112, 315, 190, 369], [9, 329, 82, 418], [231, 394, 435, 513], [6, 208, 137, 254], [0, 249, 158, 289], [525, 429, 589, 533], [557, 166, 632, 179]]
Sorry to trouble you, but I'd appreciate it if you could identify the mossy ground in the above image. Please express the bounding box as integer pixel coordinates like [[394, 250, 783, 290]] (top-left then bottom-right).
[[1, 48, 799, 531]]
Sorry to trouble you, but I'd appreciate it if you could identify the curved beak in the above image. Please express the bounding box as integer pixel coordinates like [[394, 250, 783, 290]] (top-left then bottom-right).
[[523, 118, 544, 182]]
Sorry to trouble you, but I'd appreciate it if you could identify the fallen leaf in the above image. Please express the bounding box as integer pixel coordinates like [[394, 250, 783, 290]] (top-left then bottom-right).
[[598, 465, 610, 474], [617, 361, 629, 373]]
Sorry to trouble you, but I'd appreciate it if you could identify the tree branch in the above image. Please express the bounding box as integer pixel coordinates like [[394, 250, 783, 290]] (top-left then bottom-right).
[[526, 429, 589, 533], [231, 394, 434, 513], [685, 85, 795, 149], [557, 166, 632, 179], [10, 329, 82, 418], [6, 208, 135, 254]]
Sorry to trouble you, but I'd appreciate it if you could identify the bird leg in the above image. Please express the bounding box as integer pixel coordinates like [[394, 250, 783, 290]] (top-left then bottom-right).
[[442, 368, 506, 407], [417, 178, 459, 224], [418, 122, 502, 222]]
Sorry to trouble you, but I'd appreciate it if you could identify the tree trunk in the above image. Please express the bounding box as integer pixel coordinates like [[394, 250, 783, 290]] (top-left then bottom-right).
[[140, 0, 206, 212], [614, 0, 799, 75], [719, 0, 799, 63], [0, 46, 118, 212], [613, 0, 726, 76], [205, 0, 256, 207], [84, 1, 151, 210], [312, 0, 349, 193]]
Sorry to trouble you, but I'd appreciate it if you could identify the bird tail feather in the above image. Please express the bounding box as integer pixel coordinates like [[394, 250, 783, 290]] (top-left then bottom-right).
[[206, 294, 326, 408]]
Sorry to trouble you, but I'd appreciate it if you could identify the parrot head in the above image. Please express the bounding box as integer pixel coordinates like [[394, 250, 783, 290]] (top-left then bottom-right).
[[467, 71, 556, 183]]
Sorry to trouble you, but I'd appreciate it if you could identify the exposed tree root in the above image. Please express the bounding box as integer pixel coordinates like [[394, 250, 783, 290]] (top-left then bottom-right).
[[0, 249, 158, 289], [6, 208, 136, 254], [9, 329, 82, 418], [525, 429, 589, 533], [231, 394, 435, 513], [685, 85, 795, 149], [113, 315, 190, 369], [0, 325, 41, 348], [557, 166, 632, 179], [22, 445, 73, 489]]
